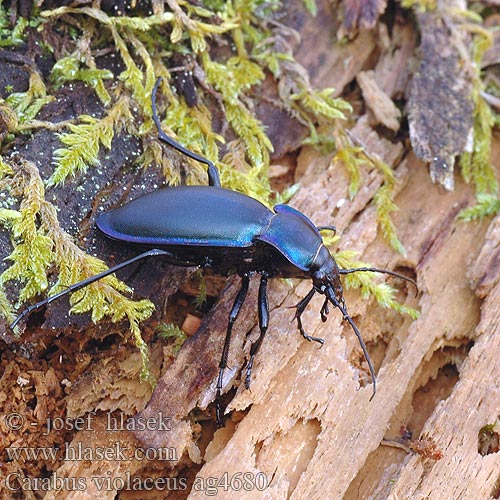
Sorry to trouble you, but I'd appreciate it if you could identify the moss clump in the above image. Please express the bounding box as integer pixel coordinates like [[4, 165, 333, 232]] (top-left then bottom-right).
[[48, 96, 134, 186], [0, 160, 155, 384], [322, 234, 418, 320], [458, 24, 499, 220]]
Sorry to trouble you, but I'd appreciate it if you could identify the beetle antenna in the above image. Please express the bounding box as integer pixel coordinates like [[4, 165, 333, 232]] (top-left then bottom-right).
[[325, 286, 376, 400], [339, 267, 417, 294], [152, 77, 221, 187]]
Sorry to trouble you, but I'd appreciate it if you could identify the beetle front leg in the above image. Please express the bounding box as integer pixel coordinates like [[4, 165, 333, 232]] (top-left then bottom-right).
[[293, 288, 325, 344], [215, 273, 250, 426], [244, 274, 269, 390]]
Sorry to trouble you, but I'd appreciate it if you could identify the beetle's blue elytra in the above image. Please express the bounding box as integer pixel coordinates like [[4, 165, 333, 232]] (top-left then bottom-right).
[[97, 186, 274, 249], [10, 77, 416, 426]]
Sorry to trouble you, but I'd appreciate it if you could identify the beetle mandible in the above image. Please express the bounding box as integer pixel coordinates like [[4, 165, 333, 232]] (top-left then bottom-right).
[[10, 78, 416, 425]]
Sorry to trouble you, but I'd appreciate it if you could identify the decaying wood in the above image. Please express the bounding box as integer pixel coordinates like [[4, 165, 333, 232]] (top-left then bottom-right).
[[50, 129, 500, 500], [180, 141, 498, 500], [281, 3, 378, 97], [408, 8, 475, 191]]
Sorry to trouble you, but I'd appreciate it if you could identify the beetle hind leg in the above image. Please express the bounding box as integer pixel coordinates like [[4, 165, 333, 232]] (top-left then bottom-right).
[[215, 273, 250, 426], [293, 288, 325, 344], [152, 78, 221, 188], [10, 248, 178, 331]]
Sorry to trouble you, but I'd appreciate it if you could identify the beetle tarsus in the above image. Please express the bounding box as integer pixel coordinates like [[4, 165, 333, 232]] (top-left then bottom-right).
[[215, 403, 223, 428], [245, 358, 254, 390], [303, 333, 325, 344], [292, 288, 325, 344]]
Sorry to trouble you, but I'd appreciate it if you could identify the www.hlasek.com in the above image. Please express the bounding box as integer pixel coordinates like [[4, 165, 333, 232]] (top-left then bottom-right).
[[6, 440, 177, 462]]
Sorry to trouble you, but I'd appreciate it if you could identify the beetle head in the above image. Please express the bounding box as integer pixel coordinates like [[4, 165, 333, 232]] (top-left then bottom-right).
[[311, 244, 343, 302]]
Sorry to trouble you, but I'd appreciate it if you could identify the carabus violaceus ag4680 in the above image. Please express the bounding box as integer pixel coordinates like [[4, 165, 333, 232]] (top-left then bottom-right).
[[10, 78, 416, 425]]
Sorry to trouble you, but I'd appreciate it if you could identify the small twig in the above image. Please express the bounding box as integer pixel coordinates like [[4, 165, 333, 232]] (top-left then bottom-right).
[[16, 119, 74, 132], [380, 438, 412, 453], [481, 91, 500, 111]]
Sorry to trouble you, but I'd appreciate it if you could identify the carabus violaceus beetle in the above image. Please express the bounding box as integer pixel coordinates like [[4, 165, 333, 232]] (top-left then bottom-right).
[[10, 78, 416, 425]]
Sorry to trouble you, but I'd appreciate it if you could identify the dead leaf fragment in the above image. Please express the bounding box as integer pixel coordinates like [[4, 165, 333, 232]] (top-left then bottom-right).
[[409, 436, 444, 461], [408, 11, 474, 190], [357, 70, 401, 130], [482, 15, 500, 67], [343, 0, 387, 32]]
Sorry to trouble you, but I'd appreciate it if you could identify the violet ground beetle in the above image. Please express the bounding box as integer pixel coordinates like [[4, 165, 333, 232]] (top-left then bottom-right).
[[10, 78, 416, 425]]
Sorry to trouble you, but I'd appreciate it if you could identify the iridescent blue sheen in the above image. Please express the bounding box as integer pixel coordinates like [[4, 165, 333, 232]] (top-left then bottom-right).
[[97, 186, 274, 248], [256, 205, 322, 271]]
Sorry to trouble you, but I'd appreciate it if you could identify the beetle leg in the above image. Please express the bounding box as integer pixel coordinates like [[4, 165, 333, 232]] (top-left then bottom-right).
[[245, 274, 269, 390], [293, 288, 325, 344], [215, 273, 250, 426], [10, 249, 179, 331], [320, 297, 329, 322], [152, 78, 221, 187]]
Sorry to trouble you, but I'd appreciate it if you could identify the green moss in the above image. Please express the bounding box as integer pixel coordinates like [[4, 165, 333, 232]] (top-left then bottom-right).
[[37, 1, 353, 206], [302, 0, 317, 16], [156, 323, 188, 354], [51, 54, 113, 105], [0, 4, 28, 47], [401, 0, 436, 11], [458, 193, 500, 221], [0, 160, 155, 383], [291, 87, 352, 123], [0, 165, 54, 304], [5, 72, 54, 124], [371, 155, 406, 256], [203, 53, 272, 172], [458, 23, 499, 219], [335, 249, 419, 319], [307, 128, 405, 255], [334, 146, 364, 200], [194, 269, 208, 308], [48, 96, 134, 186]]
